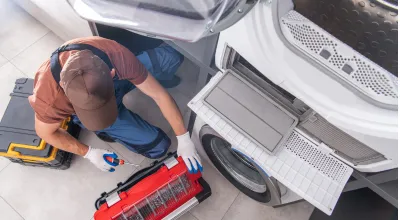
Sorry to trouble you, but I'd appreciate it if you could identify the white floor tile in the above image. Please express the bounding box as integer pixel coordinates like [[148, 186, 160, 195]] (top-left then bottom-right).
[[0, 0, 48, 59], [0, 63, 26, 121], [178, 212, 199, 220], [189, 161, 240, 220], [0, 129, 137, 220], [11, 32, 63, 78], [0, 157, 11, 173], [0, 53, 7, 68], [0, 197, 23, 220], [222, 193, 314, 220]]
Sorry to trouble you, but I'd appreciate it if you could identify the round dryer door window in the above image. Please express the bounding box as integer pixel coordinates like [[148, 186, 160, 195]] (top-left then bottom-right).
[[200, 125, 278, 203]]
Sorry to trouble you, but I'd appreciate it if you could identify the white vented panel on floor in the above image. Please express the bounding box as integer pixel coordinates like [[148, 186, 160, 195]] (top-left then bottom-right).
[[280, 10, 398, 109], [188, 71, 353, 215]]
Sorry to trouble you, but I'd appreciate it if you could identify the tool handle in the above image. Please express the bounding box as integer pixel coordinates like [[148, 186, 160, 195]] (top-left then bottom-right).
[[105, 156, 125, 165]]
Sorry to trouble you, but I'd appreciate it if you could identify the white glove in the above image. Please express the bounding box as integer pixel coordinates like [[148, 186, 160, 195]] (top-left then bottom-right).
[[84, 146, 118, 172], [177, 132, 203, 173]]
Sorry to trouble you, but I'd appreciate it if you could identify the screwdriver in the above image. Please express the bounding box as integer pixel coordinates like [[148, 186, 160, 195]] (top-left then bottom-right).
[[105, 156, 140, 167]]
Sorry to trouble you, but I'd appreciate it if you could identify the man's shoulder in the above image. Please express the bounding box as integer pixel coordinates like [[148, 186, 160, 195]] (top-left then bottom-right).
[[32, 59, 59, 100], [30, 59, 74, 124], [33, 60, 52, 83]]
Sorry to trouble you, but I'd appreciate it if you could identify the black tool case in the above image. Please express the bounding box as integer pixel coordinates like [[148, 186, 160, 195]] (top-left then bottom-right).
[[0, 78, 80, 169]]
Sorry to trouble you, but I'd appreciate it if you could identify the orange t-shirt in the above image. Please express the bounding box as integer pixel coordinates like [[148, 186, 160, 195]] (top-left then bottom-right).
[[29, 36, 148, 124]]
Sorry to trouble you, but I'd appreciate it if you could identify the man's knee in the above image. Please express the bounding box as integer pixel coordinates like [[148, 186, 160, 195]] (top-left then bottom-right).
[[120, 128, 171, 159], [141, 133, 171, 159]]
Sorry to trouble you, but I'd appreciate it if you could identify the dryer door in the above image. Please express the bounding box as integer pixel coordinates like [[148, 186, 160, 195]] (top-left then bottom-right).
[[67, 0, 257, 42], [199, 125, 282, 205], [189, 70, 354, 215]]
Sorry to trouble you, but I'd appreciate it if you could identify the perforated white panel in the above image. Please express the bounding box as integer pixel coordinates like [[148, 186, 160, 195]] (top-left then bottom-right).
[[286, 10, 306, 21], [281, 10, 398, 108], [285, 132, 349, 183], [189, 71, 354, 215]]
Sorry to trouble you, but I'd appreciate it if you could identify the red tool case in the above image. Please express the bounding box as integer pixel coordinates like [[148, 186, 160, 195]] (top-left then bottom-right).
[[94, 153, 211, 220]]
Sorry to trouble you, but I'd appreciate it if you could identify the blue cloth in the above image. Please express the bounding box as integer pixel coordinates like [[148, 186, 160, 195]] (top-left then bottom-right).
[[72, 45, 183, 159], [136, 44, 184, 81]]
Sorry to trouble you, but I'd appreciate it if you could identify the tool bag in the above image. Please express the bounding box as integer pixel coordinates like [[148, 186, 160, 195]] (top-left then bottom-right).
[[94, 153, 211, 220]]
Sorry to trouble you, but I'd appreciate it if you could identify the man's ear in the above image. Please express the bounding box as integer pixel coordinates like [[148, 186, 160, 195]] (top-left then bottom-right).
[[110, 68, 116, 78]]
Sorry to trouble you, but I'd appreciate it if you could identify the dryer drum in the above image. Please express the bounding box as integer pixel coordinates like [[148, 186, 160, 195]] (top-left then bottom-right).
[[200, 128, 273, 203]]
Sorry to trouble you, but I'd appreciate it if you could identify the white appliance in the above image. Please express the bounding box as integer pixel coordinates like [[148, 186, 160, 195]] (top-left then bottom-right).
[[191, 115, 304, 205], [68, 0, 398, 216], [66, 0, 257, 42], [212, 0, 398, 172]]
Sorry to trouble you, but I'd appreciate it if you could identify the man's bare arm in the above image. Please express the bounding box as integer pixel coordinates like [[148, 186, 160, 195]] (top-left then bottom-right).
[[133, 74, 186, 136], [35, 115, 89, 156]]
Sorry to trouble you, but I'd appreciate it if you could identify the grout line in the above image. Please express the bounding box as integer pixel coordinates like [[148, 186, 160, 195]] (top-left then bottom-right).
[[0, 51, 9, 61], [0, 161, 12, 174], [220, 192, 240, 220], [0, 51, 10, 69], [8, 30, 52, 77], [187, 212, 200, 220], [0, 196, 26, 220], [9, 62, 29, 78], [0, 60, 9, 70], [8, 30, 51, 61]]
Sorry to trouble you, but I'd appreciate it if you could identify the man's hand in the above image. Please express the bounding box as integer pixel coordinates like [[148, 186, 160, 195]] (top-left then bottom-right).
[[177, 132, 203, 173], [84, 146, 119, 172]]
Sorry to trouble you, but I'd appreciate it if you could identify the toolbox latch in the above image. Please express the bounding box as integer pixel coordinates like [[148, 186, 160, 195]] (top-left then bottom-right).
[[106, 192, 121, 207], [164, 157, 179, 169]]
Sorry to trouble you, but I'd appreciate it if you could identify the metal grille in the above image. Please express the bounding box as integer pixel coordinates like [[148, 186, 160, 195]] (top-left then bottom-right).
[[286, 10, 306, 21], [285, 132, 349, 183], [293, 0, 398, 76], [281, 10, 398, 108], [117, 174, 193, 220], [299, 113, 386, 165]]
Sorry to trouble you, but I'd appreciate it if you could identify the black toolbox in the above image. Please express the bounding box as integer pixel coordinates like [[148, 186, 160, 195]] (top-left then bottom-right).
[[0, 78, 80, 169]]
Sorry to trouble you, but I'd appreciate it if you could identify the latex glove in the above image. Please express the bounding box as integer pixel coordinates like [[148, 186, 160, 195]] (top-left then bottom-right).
[[84, 146, 118, 172], [177, 132, 203, 173]]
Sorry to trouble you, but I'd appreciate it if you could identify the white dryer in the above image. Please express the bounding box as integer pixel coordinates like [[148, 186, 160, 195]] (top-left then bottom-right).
[[68, 0, 398, 215]]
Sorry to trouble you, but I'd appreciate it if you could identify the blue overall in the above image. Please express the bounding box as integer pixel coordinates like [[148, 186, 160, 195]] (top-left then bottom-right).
[[70, 44, 184, 159]]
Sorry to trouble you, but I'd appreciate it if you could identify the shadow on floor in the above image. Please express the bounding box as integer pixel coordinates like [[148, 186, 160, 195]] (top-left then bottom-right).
[[310, 188, 397, 220]]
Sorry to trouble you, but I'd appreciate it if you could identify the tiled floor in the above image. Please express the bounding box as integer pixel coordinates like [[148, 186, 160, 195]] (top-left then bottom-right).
[[0, 1, 314, 220]]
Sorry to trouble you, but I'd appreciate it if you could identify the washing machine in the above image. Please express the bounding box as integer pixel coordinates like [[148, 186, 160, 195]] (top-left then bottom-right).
[[191, 116, 303, 206]]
